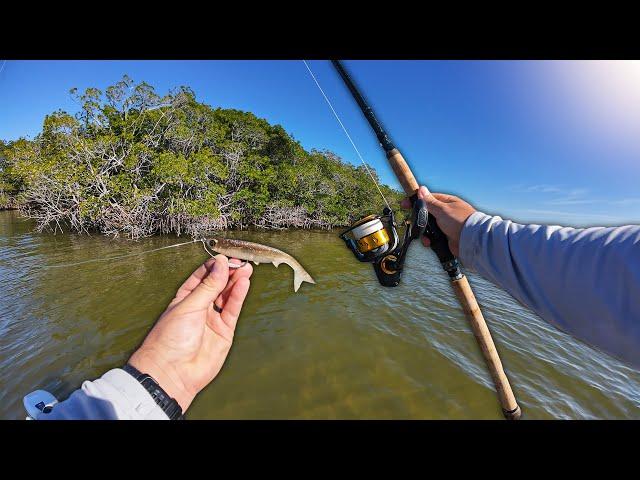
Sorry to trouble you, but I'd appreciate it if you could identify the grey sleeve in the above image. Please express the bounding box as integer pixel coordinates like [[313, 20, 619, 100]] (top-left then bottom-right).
[[459, 211, 640, 370], [36, 368, 169, 420]]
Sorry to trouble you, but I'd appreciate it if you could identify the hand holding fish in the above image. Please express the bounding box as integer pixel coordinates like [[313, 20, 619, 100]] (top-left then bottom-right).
[[128, 255, 253, 412]]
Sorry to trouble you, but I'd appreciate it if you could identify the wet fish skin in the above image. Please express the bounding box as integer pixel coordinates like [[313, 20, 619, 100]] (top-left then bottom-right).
[[207, 237, 315, 292]]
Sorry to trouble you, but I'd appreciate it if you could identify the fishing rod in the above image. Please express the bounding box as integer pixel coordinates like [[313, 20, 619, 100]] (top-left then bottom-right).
[[329, 60, 521, 420]]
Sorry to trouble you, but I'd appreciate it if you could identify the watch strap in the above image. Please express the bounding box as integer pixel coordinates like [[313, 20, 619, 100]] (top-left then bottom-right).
[[122, 363, 184, 420]]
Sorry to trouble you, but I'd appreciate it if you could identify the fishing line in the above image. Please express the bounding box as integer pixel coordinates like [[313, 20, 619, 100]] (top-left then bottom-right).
[[302, 60, 391, 210], [44, 238, 246, 269], [43, 239, 200, 268]]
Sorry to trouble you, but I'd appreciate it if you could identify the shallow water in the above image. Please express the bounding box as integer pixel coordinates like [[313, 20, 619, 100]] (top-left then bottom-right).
[[1, 209, 639, 419]]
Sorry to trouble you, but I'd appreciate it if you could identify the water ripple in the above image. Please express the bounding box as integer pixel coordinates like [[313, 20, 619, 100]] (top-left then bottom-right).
[[1, 212, 639, 419]]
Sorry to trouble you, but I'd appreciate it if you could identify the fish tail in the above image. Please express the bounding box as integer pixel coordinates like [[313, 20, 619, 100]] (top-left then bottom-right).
[[293, 266, 315, 293]]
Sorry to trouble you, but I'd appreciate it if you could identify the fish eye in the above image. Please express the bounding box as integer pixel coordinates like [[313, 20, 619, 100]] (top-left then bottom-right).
[[208, 239, 218, 246]]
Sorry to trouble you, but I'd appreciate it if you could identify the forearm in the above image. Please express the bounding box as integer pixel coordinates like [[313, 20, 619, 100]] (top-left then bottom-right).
[[36, 369, 169, 420], [459, 212, 640, 369]]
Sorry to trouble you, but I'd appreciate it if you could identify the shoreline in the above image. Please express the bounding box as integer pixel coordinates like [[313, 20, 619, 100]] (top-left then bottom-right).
[[0, 208, 343, 236]]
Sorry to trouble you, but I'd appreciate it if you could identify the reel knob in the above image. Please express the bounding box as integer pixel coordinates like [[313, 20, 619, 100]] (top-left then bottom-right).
[[374, 254, 402, 287], [380, 254, 398, 274]]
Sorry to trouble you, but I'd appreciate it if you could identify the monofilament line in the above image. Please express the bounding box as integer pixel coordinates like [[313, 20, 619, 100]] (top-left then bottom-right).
[[302, 60, 391, 210], [45, 238, 247, 269], [43, 239, 200, 268]]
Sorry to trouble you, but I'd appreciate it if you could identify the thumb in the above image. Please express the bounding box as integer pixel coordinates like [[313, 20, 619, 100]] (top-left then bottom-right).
[[186, 255, 229, 309], [421, 189, 446, 216]]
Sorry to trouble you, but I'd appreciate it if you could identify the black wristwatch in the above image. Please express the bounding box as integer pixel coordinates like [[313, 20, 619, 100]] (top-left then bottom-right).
[[122, 363, 184, 420]]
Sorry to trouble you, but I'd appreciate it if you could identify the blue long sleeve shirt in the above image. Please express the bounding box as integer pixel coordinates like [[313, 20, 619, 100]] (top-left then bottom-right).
[[459, 211, 640, 370]]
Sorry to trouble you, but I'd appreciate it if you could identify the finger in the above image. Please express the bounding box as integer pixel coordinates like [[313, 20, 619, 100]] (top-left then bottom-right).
[[217, 265, 253, 309], [417, 185, 431, 200], [214, 263, 253, 312], [204, 257, 217, 269], [431, 192, 458, 203], [186, 255, 230, 309], [213, 274, 242, 313], [227, 258, 254, 274], [228, 257, 246, 269], [402, 186, 431, 209], [424, 193, 447, 216], [208, 274, 251, 336], [173, 257, 250, 309], [220, 277, 251, 331], [227, 260, 252, 288], [172, 258, 217, 303], [229, 260, 253, 280]]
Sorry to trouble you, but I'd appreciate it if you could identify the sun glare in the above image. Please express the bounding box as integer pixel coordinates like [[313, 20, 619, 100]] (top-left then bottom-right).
[[554, 60, 640, 146]]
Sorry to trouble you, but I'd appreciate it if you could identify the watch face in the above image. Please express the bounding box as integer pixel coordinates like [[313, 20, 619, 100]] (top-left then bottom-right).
[[140, 376, 158, 389], [125, 365, 182, 418]]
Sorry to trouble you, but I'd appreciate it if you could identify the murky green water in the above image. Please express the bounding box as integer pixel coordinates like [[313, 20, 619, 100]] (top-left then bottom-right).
[[1, 209, 639, 419]]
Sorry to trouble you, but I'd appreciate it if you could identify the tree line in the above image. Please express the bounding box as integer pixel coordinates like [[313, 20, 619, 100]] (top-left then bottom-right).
[[0, 76, 402, 239]]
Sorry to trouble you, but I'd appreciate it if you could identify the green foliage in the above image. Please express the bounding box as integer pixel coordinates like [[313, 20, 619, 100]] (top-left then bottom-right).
[[0, 76, 403, 236]]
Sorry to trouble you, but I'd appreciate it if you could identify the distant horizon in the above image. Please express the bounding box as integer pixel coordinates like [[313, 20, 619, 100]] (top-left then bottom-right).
[[1, 60, 639, 227]]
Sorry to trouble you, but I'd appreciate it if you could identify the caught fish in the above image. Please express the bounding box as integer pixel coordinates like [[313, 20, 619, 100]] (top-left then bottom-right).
[[207, 237, 315, 293]]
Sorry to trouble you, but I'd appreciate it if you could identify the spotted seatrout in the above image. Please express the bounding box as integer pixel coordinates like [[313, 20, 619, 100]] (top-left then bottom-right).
[[207, 237, 315, 293]]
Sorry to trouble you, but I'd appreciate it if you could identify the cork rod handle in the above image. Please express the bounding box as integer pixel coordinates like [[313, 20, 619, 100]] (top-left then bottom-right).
[[451, 276, 520, 418], [385, 148, 521, 419]]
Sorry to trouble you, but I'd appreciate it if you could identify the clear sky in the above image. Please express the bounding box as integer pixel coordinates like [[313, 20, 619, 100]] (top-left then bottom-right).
[[1, 60, 639, 227]]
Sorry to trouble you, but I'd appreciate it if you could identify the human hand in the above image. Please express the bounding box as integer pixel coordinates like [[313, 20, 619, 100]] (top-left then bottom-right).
[[401, 186, 476, 257], [128, 255, 252, 412]]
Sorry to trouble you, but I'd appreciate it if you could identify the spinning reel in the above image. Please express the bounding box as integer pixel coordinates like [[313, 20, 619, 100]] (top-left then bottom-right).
[[340, 198, 429, 287]]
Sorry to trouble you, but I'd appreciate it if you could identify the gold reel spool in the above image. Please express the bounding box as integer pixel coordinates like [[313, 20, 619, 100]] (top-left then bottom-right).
[[349, 216, 392, 254]]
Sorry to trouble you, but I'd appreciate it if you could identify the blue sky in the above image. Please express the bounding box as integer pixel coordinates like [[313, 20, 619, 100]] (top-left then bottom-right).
[[1, 60, 638, 226]]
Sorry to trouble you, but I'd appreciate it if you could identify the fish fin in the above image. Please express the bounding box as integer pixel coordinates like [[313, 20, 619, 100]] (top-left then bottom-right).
[[293, 268, 316, 293], [272, 260, 281, 268], [253, 261, 260, 265]]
